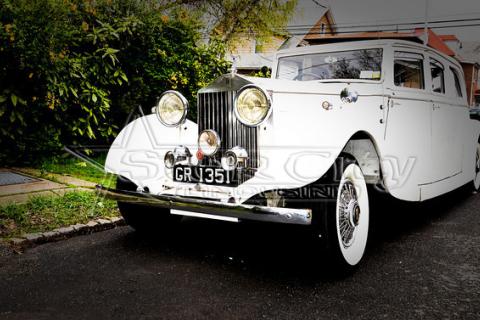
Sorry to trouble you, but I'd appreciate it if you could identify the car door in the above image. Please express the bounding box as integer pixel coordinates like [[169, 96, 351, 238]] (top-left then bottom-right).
[[382, 48, 432, 200], [428, 54, 463, 181]]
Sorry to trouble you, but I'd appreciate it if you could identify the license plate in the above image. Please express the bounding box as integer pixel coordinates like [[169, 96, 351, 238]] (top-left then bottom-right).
[[173, 165, 237, 186]]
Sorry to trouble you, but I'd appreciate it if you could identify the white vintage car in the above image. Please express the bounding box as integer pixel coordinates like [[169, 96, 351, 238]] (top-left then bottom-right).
[[98, 40, 480, 270]]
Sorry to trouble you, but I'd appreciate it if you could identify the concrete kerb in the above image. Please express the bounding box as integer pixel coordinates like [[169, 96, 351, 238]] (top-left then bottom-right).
[[5, 217, 126, 252]]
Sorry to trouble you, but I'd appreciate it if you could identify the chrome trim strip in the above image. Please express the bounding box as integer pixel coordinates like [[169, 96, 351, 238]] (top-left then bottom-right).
[[96, 185, 312, 225], [171, 209, 239, 223], [418, 171, 462, 186]]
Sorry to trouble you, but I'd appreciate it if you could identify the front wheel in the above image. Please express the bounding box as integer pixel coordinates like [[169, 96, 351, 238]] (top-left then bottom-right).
[[116, 177, 181, 233], [319, 161, 370, 271], [473, 142, 480, 192]]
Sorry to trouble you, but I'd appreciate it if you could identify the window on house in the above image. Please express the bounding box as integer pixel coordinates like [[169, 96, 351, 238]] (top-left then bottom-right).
[[394, 51, 425, 89], [321, 23, 326, 35], [430, 58, 445, 94], [450, 67, 463, 98]]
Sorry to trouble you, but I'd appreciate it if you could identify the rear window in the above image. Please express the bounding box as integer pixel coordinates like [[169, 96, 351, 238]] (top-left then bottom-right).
[[394, 52, 425, 90]]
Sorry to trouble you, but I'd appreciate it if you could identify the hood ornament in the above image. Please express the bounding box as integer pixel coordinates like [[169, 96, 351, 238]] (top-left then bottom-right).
[[230, 55, 238, 76]]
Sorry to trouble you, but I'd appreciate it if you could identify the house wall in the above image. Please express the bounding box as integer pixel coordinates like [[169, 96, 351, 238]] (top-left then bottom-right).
[[227, 10, 334, 73], [303, 15, 334, 41], [228, 35, 286, 55], [255, 36, 285, 54], [229, 37, 256, 54]]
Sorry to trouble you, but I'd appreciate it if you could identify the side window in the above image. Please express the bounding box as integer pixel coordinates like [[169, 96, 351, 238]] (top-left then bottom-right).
[[394, 52, 425, 89], [450, 67, 463, 98], [430, 58, 445, 94]]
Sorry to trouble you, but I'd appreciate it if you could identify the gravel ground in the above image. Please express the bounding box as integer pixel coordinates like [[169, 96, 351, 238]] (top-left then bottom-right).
[[0, 187, 479, 320]]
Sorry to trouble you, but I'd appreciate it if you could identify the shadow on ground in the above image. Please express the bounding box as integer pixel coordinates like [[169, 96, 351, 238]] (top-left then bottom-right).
[[1, 184, 478, 319], [116, 185, 475, 283]]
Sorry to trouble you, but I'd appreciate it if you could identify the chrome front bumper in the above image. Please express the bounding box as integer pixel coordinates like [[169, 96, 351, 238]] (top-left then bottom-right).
[[96, 185, 312, 225]]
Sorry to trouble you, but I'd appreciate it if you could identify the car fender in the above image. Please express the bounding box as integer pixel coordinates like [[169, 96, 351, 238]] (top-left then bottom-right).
[[105, 115, 198, 193]]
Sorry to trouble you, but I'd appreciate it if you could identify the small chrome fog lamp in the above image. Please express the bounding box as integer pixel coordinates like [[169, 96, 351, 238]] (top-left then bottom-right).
[[164, 151, 175, 169], [221, 147, 248, 171], [221, 153, 237, 171], [165, 146, 192, 169], [173, 145, 192, 162]]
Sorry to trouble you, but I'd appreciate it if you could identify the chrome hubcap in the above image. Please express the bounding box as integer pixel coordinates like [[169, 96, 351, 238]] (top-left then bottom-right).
[[339, 181, 360, 248]]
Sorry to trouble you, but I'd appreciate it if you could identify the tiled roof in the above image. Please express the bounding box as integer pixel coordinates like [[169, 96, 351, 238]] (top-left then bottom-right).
[[304, 29, 457, 57], [413, 28, 456, 56], [438, 35, 459, 41], [304, 31, 415, 41]]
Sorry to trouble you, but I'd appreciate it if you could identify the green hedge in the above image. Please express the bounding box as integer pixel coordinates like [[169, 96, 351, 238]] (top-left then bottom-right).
[[0, 0, 229, 164]]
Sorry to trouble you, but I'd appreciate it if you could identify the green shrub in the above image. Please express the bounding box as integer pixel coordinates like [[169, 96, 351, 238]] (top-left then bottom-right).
[[0, 0, 229, 165]]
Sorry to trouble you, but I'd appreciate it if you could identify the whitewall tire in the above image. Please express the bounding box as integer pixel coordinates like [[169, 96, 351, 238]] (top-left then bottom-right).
[[474, 142, 480, 192], [316, 160, 370, 271], [334, 163, 370, 267]]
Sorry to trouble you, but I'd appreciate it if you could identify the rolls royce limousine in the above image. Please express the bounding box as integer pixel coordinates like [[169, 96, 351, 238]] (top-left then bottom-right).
[[97, 40, 480, 270]]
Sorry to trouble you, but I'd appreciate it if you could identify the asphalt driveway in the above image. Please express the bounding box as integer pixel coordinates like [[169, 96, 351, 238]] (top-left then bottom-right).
[[1, 187, 479, 319]]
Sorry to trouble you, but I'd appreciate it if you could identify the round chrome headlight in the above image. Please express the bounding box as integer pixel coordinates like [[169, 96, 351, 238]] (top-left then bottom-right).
[[234, 86, 272, 127], [156, 91, 188, 127], [198, 130, 220, 156]]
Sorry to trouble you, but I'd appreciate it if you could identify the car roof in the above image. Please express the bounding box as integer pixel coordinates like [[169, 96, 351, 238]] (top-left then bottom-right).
[[275, 39, 461, 68]]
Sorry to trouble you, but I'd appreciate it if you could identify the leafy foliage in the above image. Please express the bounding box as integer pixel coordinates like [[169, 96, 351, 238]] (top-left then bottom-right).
[[0, 0, 229, 164], [0, 0, 298, 164], [110, 7, 230, 122], [180, 0, 298, 48], [250, 66, 272, 78]]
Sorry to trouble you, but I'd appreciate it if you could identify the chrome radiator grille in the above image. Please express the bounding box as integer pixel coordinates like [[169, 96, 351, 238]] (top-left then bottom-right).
[[197, 91, 259, 170]]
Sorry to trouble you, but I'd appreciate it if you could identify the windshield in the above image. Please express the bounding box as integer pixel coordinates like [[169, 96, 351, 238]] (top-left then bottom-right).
[[276, 49, 383, 81]]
